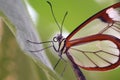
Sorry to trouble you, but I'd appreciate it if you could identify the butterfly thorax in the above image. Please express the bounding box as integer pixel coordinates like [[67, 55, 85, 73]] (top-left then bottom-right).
[[53, 34, 66, 56]]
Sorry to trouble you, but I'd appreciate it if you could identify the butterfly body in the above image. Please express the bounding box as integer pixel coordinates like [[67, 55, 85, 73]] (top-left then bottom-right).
[[50, 2, 120, 72], [29, 2, 120, 80], [47, 2, 120, 80]]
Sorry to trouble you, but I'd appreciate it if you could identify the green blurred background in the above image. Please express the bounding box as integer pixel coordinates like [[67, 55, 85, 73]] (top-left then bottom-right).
[[0, 0, 120, 80]]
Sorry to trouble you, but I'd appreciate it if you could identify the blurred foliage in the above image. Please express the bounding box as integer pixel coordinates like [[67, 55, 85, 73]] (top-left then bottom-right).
[[0, 0, 120, 80], [0, 20, 40, 80]]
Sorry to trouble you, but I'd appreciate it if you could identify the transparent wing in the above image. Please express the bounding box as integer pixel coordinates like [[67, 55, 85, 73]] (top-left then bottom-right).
[[65, 2, 120, 71], [68, 36, 120, 71], [68, 19, 120, 40], [66, 3, 120, 41]]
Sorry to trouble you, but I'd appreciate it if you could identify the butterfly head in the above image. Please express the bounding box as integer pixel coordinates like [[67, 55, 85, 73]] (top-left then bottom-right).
[[53, 34, 66, 54], [53, 34, 64, 43]]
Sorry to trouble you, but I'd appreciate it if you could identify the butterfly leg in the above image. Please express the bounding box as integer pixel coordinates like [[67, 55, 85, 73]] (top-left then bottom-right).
[[60, 58, 67, 76], [54, 58, 62, 70], [53, 54, 68, 76]]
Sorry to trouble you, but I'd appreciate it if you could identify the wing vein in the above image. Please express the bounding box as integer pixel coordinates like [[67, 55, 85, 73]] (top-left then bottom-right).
[[71, 48, 98, 67], [71, 48, 119, 67]]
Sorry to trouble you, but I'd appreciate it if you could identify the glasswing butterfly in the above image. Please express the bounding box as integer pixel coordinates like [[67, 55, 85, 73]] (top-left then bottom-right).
[[28, 1, 120, 80]]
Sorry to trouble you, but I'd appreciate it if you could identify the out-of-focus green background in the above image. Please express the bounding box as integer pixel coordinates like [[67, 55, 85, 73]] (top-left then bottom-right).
[[0, 0, 120, 80]]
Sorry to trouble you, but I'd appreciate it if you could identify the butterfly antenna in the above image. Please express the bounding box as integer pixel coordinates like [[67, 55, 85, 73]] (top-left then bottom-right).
[[47, 1, 61, 34], [61, 12, 68, 34]]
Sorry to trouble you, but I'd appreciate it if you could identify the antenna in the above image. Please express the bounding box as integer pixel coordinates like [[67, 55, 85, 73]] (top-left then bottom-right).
[[47, 1, 68, 35], [61, 11, 68, 34]]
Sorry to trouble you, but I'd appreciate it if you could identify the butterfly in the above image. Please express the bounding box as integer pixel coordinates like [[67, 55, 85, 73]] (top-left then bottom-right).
[[28, 1, 120, 80]]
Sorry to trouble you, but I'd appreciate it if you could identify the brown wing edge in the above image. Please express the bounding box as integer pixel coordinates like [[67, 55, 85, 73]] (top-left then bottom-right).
[[66, 2, 120, 41]]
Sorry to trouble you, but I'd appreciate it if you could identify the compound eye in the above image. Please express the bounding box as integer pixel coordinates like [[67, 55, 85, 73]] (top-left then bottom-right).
[[53, 37, 58, 42]]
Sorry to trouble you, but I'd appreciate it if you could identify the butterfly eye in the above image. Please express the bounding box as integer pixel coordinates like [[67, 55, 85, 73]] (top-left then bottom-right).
[[53, 37, 58, 42]]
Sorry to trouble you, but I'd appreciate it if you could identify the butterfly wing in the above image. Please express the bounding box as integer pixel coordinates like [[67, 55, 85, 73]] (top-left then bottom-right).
[[65, 2, 120, 71]]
